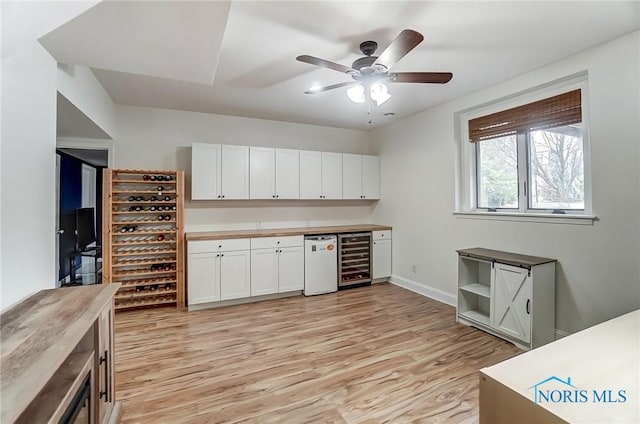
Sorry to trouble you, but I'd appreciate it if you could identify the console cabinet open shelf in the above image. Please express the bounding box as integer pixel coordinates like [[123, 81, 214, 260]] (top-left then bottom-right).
[[103, 168, 185, 311], [456, 248, 556, 350]]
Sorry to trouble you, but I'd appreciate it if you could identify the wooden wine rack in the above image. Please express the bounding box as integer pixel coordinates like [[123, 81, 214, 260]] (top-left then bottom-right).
[[103, 168, 185, 311]]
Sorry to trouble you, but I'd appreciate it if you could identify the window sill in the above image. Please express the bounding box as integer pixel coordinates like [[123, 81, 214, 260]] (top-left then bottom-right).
[[453, 211, 597, 225]]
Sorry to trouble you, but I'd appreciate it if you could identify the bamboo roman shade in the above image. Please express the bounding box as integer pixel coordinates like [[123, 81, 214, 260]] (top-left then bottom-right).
[[468, 89, 582, 142]]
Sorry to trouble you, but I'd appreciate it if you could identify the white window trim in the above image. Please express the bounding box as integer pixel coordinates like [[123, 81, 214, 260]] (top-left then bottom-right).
[[454, 71, 596, 225]]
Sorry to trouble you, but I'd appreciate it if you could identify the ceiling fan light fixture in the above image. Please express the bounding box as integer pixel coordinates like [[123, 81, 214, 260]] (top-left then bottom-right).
[[346, 84, 365, 103], [370, 82, 391, 106]]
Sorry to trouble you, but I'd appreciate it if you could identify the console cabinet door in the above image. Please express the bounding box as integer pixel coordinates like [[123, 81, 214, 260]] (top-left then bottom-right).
[[187, 252, 220, 304], [220, 250, 251, 300], [97, 303, 115, 423], [277, 246, 304, 292], [491, 263, 532, 343]]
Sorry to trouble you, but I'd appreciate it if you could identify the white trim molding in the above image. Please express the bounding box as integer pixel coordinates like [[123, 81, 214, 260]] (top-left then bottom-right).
[[389, 275, 456, 306], [453, 211, 597, 225]]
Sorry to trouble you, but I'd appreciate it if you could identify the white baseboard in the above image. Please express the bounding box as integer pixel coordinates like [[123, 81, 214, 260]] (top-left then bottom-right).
[[389, 275, 569, 341], [388, 275, 456, 307]]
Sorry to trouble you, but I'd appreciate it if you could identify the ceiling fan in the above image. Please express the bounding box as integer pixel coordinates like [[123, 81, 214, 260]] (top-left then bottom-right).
[[296, 29, 453, 106]]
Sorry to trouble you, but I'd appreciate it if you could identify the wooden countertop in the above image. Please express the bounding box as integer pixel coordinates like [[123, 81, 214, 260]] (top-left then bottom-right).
[[0, 284, 120, 424], [481, 310, 640, 423], [186, 224, 392, 241], [456, 247, 556, 267]]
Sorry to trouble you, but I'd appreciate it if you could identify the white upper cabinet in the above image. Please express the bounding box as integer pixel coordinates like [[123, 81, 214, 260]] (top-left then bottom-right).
[[191, 143, 221, 200], [321, 152, 343, 199], [342, 154, 380, 199], [249, 147, 276, 199], [191, 143, 248, 200], [299, 150, 323, 199], [193, 143, 377, 201], [221, 145, 249, 199], [275, 148, 300, 199], [342, 153, 362, 199], [300, 150, 343, 199], [249, 147, 300, 199], [362, 155, 380, 199]]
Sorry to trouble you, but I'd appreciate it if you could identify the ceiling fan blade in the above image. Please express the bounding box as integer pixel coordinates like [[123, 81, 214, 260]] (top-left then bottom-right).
[[389, 72, 453, 84], [374, 29, 424, 70], [304, 81, 357, 94], [296, 55, 357, 74]]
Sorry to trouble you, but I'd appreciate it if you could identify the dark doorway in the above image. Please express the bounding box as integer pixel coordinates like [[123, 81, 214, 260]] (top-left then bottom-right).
[[56, 148, 108, 285]]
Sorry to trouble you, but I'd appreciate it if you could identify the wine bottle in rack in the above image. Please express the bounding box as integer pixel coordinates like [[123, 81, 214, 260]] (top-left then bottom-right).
[[157, 234, 165, 241], [164, 195, 172, 201], [164, 215, 171, 221], [143, 174, 150, 181], [158, 215, 165, 221], [135, 196, 144, 201], [128, 196, 136, 201], [157, 186, 164, 191], [150, 195, 157, 202], [150, 175, 157, 181], [165, 175, 173, 181]]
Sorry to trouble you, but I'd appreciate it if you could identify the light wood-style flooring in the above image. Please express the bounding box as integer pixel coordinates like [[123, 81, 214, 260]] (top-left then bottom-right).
[[115, 283, 520, 423]]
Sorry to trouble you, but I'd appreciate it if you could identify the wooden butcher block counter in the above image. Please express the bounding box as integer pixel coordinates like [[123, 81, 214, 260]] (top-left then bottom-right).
[[186, 224, 392, 241]]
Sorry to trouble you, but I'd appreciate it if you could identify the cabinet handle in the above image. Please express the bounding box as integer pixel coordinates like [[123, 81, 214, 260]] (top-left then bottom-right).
[[276, 195, 279, 198], [217, 195, 221, 199], [216, 254, 220, 257], [99, 349, 109, 401], [272, 195, 275, 198], [218, 245, 222, 248], [373, 241, 376, 244], [222, 195, 225, 199], [221, 254, 224, 257], [526, 299, 530, 314]]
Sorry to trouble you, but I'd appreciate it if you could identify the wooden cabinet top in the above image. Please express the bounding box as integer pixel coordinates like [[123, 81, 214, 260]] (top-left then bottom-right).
[[456, 247, 556, 268], [0, 284, 120, 424], [186, 224, 392, 241]]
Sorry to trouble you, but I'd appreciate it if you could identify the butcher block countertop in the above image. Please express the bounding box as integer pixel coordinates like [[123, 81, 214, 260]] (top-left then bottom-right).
[[186, 224, 392, 241]]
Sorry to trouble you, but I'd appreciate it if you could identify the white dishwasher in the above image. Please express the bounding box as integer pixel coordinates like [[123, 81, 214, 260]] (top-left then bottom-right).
[[304, 235, 337, 296]]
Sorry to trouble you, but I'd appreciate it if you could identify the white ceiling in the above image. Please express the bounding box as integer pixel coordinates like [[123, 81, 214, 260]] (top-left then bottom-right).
[[41, 1, 640, 131]]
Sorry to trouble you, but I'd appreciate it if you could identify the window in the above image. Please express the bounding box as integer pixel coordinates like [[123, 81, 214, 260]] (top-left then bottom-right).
[[456, 76, 593, 221]]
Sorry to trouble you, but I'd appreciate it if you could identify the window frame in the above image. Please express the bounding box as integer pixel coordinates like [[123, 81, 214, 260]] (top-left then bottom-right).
[[455, 73, 595, 223]]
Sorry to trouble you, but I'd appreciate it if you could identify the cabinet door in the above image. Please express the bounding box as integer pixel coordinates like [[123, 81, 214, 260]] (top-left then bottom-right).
[[278, 246, 304, 292], [362, 155, 380, 199], [372, 238, 391, 279], [249, 146, 275, 199], [97, 304, 114, 423], [299, 150, 322, 199], [221, 145, 249, 199], [188, 252, 220, 304], [492, 263, 532, 343], [191, 143, 221, 200], [321, 152, 343, 199], [251, 248, 279, 296], [342, 153, 362, 199], [275, 148, 300, 199], [220, 250, 251, 300]]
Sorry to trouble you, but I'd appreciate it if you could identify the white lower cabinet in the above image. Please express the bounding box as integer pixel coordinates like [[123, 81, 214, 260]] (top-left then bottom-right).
[[372, 230, 392, 279], [220, 250, 251, 300], [456, 248, 556, 350], [187, 239, 250, 305], [187, 252, 220, 304], [250, 237, 304, 295]]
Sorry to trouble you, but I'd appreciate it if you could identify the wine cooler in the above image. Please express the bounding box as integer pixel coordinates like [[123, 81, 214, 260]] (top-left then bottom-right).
[[338, 232, 372, 290]]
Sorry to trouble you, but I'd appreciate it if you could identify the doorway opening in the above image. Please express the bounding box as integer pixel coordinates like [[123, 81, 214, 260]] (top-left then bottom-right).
[[56, 147, 109, 286]]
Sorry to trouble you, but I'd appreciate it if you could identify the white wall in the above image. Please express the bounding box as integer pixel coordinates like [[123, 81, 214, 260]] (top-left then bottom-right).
[[57, 63, 117, 139], [370, 31, 640, 334], [1, 41, 58, 310], [113, 105, 375, 231], [0, 1, 100, 311]]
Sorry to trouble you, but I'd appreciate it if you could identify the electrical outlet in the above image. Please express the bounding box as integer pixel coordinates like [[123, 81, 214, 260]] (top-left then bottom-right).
[[412, 264, 417, 273], [256, 221, 262, 229]]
